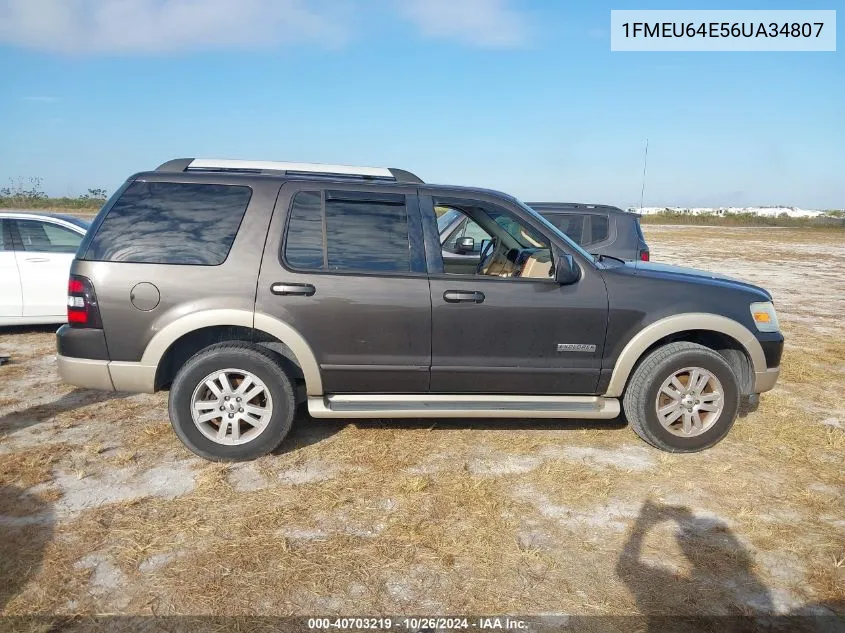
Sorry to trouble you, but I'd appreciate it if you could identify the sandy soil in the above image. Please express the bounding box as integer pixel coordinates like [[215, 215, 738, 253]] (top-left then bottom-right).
[[0, 226, 842, 620]]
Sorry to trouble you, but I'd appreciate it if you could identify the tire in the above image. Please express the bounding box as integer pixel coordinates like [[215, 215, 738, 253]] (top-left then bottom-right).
[[622, 342, 740, 453], [168, 342, 295, 461]]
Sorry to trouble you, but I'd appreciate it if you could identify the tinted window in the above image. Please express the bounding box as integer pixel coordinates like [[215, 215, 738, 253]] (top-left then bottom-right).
[[549, 214, 585, 244], [584, 214, 609, 245], [84, 181, 251, 265], [17, 220, 83, 253], [326, 192, 409, 272], [284, 191, 324, 269], [0, 220, 11, 251]]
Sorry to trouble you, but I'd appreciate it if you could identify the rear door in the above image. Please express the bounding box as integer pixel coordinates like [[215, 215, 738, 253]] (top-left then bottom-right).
[[255, 182, 431, 394], [0, 220, 23, 319], [12, 219, 83, 318]]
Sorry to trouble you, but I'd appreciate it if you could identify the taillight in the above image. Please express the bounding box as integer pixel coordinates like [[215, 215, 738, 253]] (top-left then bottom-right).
[[67, 274, 103, 328], [640, 250, 650, 262]]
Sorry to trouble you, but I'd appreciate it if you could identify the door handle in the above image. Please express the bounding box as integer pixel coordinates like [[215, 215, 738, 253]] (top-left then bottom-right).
[[25, 257, 49, 263], [271, 282, 316, 296], [443, 290, 485, 304]]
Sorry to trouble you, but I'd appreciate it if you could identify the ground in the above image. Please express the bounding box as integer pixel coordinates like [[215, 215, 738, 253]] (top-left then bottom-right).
[[0, 226, 843, 622]]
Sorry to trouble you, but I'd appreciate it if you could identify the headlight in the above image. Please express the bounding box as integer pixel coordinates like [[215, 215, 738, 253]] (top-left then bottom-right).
[[750, 301, 780, 332]]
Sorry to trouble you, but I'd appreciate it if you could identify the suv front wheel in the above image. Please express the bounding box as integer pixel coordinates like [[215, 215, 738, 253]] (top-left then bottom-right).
[[622, 342, 740, 452], [168, 342, 296, 461]]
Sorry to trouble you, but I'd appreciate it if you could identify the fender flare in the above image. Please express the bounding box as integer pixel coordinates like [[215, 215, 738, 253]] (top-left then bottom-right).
[[140, 309, 323, 396], [603, 312, 766, 398]]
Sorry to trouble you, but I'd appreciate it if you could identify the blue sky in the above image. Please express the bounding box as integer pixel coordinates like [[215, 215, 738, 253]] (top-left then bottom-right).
[[0, 0, 843, 209]]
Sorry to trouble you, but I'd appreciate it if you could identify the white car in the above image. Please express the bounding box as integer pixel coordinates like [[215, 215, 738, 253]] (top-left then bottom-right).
[[0, 212, 90, 326]]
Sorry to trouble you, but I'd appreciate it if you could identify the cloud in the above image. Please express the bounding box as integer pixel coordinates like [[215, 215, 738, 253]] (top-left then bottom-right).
[[0, 0, 533, 53], [0, 0, 349, 54], [399, 0, 530, 48]]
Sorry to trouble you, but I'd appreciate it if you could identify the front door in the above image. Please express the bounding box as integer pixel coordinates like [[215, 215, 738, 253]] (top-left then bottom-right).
[[256, 183, 431, 394], [422, 194, 608, 395], [12, 219, 83, 318]]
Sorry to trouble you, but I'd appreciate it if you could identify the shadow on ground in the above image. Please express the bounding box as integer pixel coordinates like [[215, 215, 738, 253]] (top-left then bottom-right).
[[0, 389, 129, 433], [0, 486, 54, 612], [274, 407, 629, 455], [616, 500, 844, 632]]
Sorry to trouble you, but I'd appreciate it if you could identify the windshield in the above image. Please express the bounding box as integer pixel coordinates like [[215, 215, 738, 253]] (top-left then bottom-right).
[[513, 200, 596, 263], [436, 208, 461, 233]]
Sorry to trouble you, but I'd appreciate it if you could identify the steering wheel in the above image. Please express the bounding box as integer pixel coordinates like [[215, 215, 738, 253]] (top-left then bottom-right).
[[476, 238, 497, 275]]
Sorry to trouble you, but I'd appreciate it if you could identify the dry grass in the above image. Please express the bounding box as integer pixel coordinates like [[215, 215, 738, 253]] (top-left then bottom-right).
[[0, 226, 843, 617]]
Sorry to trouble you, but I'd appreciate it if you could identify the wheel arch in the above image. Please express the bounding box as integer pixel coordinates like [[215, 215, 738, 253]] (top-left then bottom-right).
[[141, 309, 323, 396], [604, 313, 765, 398]]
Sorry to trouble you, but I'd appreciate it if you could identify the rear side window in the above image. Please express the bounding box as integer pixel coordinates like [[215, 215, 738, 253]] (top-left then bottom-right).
[[285, 192, 324, 269], [583, 214, 610, 246], [83, 181, 252, 265], [283, 190, 410, 273], [550, 214, 585, 244]]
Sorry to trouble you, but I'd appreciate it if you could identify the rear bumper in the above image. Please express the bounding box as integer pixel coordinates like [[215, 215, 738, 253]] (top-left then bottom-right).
[[56, 355, 157, 393], [57, 355, 115, 391], [753, 367, 780, 393]]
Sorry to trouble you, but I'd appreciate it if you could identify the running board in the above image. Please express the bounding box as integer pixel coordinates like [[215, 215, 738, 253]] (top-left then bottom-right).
[[307, 394, 620, 419]]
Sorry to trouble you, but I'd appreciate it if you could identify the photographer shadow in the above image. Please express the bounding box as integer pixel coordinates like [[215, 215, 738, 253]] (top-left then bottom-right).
[[616, 500, 844, 632]]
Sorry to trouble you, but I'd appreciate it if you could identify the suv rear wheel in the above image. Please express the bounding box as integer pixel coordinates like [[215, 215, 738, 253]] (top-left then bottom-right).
[[623, 342, 740, 452], [168, 342, 295, 461]]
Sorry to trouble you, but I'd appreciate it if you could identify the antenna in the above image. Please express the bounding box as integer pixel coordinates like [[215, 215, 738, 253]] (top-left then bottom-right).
[[639, 138, 649, 213]]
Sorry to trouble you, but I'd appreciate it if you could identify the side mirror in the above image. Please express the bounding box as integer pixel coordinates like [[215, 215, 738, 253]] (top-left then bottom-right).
[[555, 254, 581, 285], [456, 236, 475, 253]]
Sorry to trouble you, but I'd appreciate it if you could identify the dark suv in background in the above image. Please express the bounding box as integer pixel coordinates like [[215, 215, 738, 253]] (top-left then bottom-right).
[[528, 203, 650, 262], [439, 202, 650, 267], [57, 158, 782, 461]]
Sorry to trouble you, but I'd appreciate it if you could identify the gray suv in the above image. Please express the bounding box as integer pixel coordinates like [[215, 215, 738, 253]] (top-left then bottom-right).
[[57, 158, 783, 461]]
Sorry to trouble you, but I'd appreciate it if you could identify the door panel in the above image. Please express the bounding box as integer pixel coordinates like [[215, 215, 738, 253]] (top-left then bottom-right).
[[0, 220, 23, 318], [13, 220, 82, 317], [429, 276, 608, 394], [421, 192, 609, 395], [255, 183, 432, 394]]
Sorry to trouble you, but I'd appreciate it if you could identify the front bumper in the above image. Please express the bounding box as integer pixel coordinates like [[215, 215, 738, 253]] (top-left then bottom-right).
[[753, 367, 780, 393]]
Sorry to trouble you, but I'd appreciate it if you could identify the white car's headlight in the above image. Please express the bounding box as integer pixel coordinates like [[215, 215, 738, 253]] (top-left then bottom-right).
[[750, 301, 780, 332]]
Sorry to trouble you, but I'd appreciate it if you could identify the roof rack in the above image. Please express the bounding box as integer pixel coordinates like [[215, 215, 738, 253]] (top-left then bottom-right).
[[155, 158, 424, 184]]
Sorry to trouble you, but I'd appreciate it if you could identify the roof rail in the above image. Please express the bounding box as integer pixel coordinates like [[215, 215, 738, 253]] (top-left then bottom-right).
[[155, 158, 424, 184]]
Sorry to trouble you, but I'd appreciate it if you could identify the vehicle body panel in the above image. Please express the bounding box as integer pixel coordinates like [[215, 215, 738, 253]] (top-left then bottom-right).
[[71, 172, 279, 362], [420, 188, 609, 394], [254, 181, 432, 394]]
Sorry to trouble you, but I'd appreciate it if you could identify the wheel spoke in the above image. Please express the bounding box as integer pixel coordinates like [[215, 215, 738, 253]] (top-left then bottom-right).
[[216, 419, 230, 440], [691, 410, 704, 431], [682, 411, 693, 434], [229, 419, 240, 441], [193, 400, 219, 412], [698, 402, 719, 413], [196, 411, 221, 424], [658, 403, 683, 425], [205, 379, 222, 398], [241, 385, 265, 403], [242, 404, 269, 419], [699, 392, 721, 403], [661, 384, 683, 400], [670, 376, 686, 393], [235, 375, 253, 395], [218, 372, 233, 394]]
